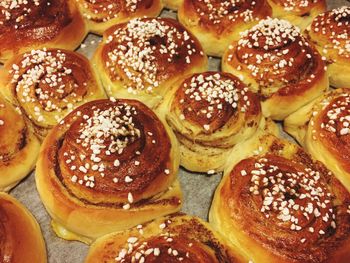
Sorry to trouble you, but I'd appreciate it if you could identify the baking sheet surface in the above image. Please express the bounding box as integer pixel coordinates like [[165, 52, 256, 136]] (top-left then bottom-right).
[[10, 1, 348, 262]]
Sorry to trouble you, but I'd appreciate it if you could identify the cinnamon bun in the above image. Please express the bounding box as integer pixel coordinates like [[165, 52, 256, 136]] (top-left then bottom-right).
[[92, 17, 208, 109], [36, 99, 182, 243], [0, 48, 106, 141], [159, 71, 264, 173], [210, 133, 350, 262], [222, 18, 328, 120], [85, 213, 248, 263]]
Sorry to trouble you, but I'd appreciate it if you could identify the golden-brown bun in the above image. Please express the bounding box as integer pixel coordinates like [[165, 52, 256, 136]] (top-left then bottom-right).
[[0, 96, 40, 192], [0, 193, 46, 263], [267, 0, 326, 30], [178, 0, 272, 57], [285, 88, 350, 194], [163, 0, 183, 10], [210, 132, 350, 263], [85, 213, 248, 263], [76, 0, 163, 35], [92, 17, 208, 109], [222, 18, 328, 120], [36, 99, 182, 244], [158, 71, 264, 173], [0, 0, 87, 63], [0, 48, 106, 141], [305, 6, 350, 88]]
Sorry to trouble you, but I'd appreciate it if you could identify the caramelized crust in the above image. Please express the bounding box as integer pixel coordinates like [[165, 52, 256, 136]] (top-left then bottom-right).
[[0, 0, 87, 62], [306, 6, 350, 87], [85, 213, 248, 263], [178, 0, 272, 57], [0, 48, 106, 140], [0, 193, 46, 263], [92, 17, 207, 109], [75, 0, 163, 34], [36, 99, 182, 243], [223, 18, 328, 120], [210, 133, 350, 263], [0, 96, 39, 192], [160, 71, 263, 172]]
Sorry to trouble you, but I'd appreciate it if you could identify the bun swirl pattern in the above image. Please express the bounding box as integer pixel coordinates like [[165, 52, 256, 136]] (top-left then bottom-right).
[[210, 133, 350, 262], [0, 0, 87, 62], [36, 99, 182, 243], [85, 213, 247, 263], [92, 17, 208, 109], [0, 48, 106, 140], [222, 18, 328, 120]]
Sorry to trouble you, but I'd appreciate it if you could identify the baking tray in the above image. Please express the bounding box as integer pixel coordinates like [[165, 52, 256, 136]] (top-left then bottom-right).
[[9, 1, 349, 262]]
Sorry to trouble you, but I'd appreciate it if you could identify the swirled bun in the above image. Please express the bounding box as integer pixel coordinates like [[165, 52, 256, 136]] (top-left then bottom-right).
[[0, 48, 106, 141], [75, 0, 163, 35], [159, 71, 264, 173], [306, 6, 350, 88], [36, 99, 182, 244], [85, 213, 248, 263], [0, 95, 39, 192], [222, 18, 328, 120], [92, 17, 208, 109], [0, 0, 87, 62], [178, 0, 272, 57], [267, 0, 326, 30], [285, 88, 350, 193], [210, 132, 350, 263], [0, 193, 47, 263]]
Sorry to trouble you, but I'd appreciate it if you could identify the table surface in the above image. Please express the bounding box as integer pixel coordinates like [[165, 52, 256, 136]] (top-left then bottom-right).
[[9, 1, 349, 262]]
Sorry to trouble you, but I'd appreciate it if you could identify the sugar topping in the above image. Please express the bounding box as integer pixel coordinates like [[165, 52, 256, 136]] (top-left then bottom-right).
[[10, 49, 85, 123], [104, 18, 201, 93], [193, 0, 261, 25], [243, 156, 335, 243], [311, 6, 350, 59], [80, 0, 139, 22]]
